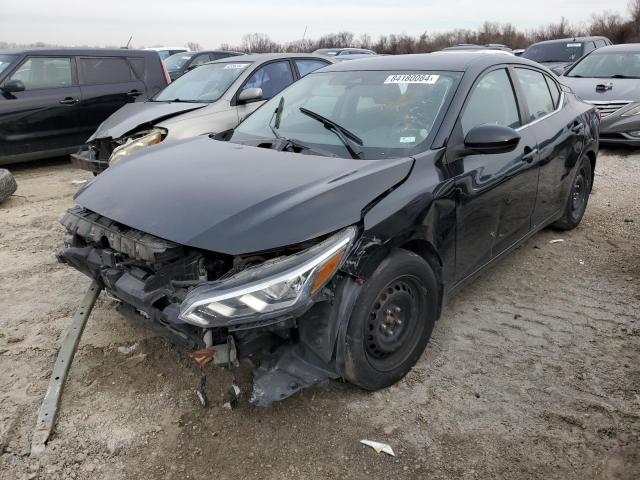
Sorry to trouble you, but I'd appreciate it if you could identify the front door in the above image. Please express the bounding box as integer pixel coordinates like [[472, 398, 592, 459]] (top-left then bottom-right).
[[449, 67, 540, 282], [0, 56, 82, 157]]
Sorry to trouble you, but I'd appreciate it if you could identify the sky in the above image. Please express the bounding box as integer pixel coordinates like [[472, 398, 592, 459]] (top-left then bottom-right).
[[0, 0, 633, 48]]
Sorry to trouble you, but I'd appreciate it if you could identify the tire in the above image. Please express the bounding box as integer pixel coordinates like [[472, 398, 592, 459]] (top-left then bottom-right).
[[0, 169, 17, 204], [342, 249, 439, 390], [552, 156, 593, 230]]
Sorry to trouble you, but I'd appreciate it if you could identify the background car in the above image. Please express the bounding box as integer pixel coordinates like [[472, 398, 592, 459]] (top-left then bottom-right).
[[59, 52, 598, 405], [561, 43, 640, 146], [144, 46, 190, 61], [521, 36, 612, 75], [0, 48, 168, 165], [164, 50, 245, 80], [72, 53, 333, 173], [443, 44, 513, 53], [313, 48, 376, 57]]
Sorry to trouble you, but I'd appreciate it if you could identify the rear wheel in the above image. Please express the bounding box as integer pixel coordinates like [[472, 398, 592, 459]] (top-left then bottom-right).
[[552, 156, 592, 230], [0, 169, 17, 203], [343, 249, 438, 390]]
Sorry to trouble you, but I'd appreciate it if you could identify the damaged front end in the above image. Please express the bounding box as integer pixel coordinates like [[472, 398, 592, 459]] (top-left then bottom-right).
[[57, 206, 360, 405]]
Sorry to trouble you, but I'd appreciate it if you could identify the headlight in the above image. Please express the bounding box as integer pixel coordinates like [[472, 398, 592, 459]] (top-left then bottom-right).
[[621, 104, 640, 117], [109, 128, 165, 166], [179, 226, 357, 327]]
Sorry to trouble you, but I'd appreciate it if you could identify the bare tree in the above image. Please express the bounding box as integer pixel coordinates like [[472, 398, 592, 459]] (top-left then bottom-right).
[[187, 42, 202, 51]]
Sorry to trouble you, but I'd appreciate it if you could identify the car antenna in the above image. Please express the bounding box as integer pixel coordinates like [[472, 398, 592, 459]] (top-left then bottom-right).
[[124, 35, 133, 49]]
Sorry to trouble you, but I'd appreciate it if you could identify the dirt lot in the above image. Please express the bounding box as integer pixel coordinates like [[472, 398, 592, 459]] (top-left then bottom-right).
[[0, 149, 638, 480]]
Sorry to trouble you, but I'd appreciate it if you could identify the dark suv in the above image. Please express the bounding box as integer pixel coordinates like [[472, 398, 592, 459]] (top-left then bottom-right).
[[521, 36, 612, 75], [0, 48, 168, 165]]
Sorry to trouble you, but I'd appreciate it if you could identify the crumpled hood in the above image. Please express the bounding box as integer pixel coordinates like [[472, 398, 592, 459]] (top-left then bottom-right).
[[88, 101, 208, 141], [74, 137, 414, 254], [560, 77, 640, 102]]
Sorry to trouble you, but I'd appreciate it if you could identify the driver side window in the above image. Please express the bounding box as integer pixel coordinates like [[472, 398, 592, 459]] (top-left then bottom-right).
[[242, 61, 294, 100], [461, 68, 521, 137]]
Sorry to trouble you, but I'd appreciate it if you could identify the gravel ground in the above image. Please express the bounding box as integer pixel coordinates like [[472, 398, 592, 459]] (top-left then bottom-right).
[[0, 149, 638, 480]]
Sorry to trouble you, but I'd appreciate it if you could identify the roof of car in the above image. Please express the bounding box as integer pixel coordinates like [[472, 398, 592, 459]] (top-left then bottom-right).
[[528, 36, 610, 46], [323, 52, 542, 73], [589, 43, 640, 53], [168, 50, 244, 57], [209, 52, 333, 63], [0, 48, 153, 56]]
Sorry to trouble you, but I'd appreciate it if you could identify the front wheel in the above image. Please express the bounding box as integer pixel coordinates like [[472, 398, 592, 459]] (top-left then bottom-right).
[[552, 156, 593, 230], [342, 249, 439, 390]]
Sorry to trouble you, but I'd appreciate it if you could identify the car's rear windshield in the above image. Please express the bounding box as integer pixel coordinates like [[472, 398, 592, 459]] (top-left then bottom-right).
[[153, 61, 252, 103], [232, 69, 461, 160], [165, 52, 195, 71], [522, 42, 584, 63], [0, 54, 17, 76], [566, 51, 640, 78]]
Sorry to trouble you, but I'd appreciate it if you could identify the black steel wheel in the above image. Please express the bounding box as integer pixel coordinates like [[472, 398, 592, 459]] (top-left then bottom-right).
[[552, 156, 593, 230], [342, 249, 438, 390]]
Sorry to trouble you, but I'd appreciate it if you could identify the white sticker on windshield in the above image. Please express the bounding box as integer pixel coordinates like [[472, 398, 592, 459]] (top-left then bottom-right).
[[400, 136, 416, 143], [384, 74, 440, 84], [223, 63, 249, 69], [567, 43, 582, 47]]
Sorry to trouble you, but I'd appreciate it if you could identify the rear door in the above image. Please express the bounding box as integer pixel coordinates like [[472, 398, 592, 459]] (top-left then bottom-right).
[[76, 56, 145, 141], [513, 67, 586, 227], [0, 55, 82, 158], [450, 66, 539, 281]]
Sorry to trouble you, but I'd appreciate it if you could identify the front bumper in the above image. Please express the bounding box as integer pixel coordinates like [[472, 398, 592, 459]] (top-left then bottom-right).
[[597, 106, 640, 147], [57, 206, 346, 405], [70, 146, 109, 174]]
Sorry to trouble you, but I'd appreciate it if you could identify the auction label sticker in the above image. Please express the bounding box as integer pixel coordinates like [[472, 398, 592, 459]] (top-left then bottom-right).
[[224, 63, 249, 69], [567, 43, 582, 47], [384, 74, 439, 84]]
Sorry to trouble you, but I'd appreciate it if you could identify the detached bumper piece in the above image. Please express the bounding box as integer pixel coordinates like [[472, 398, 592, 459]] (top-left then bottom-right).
[[57, 206, 341, 406], [70, 142, 112, 174]]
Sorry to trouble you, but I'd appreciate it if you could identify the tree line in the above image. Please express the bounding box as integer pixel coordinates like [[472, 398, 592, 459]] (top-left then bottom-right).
[[2, 1, 638, 53]]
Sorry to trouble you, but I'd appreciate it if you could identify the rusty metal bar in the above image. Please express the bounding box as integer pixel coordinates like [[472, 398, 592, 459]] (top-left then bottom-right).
[[31, 280, 102, 456]]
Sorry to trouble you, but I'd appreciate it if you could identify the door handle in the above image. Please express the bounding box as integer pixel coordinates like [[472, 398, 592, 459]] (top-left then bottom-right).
[[127, 90, 142, 97], [522, 146, 537, 163], [59, 97, 78, 105]]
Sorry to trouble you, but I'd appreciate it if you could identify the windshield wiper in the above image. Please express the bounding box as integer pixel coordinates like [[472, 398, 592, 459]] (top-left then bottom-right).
[[608, 74, 640, 79], [268, 99, 337, 158], [299, 107, 363, 159]]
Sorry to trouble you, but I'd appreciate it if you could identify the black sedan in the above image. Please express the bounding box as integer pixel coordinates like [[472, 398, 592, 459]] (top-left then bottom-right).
[[58, 53, 599, 406], [164, 50, 244, 80], [561, 43, 640, 146]]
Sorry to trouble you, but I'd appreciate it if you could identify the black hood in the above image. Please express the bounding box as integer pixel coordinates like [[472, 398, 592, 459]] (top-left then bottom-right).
[[560, 76, 640, 102], [74, 137, 414, 254], [87, 101, 208, 141]]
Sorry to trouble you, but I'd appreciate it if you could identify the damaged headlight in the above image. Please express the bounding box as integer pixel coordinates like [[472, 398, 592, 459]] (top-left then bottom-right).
[[179, 226, 357, 327], [109, 128, 166, 166]]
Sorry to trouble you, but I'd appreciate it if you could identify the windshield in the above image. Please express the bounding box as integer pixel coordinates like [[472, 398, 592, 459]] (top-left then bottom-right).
[[154, 61, 251, 102], [522, 42, 584, 63], [0, 54, 16, 76], [232, 70, 461, 160], [165, 52, 195, 71], [567, 51, 640, 78]]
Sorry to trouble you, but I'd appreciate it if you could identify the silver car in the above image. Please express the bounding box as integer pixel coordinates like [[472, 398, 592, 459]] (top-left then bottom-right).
[[72, 53, 333, 173]]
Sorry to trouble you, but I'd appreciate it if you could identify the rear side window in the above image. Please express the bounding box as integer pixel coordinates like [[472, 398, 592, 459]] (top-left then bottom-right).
[[514, 68, 554, 122], [243, 61, 294, 99], [127, 57, 145, 79], [595, 40, 606, 48], [295, 59, 329, 77], [78, 57, 134, 84], [10, 57, 72, 89], [461, 68, 520, 136], [544, 75, 561, 108]]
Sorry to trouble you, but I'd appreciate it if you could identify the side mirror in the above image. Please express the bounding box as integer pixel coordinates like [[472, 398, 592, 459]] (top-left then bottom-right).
[[464, 124, 520, 154], [237, 87, 263, 104], [1, 79, 25, 93]]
